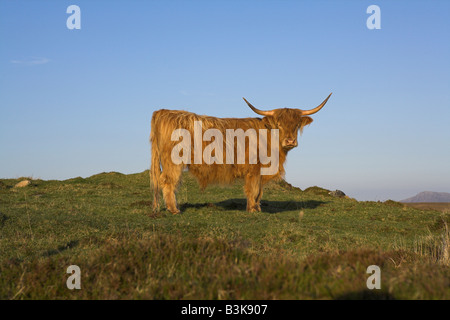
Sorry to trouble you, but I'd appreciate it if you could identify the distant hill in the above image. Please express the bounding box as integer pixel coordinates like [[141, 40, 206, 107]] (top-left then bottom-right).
[[400, 191, 450, 203]]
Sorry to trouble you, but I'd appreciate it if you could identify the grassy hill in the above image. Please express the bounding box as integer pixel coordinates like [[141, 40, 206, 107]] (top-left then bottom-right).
[[0, 171, 449, 299]]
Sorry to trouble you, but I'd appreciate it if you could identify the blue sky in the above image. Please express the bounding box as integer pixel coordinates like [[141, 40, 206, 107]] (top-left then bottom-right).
[[1, 0, 449, 201]]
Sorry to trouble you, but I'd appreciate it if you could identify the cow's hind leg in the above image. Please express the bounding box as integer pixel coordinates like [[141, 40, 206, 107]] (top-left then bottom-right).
[[160, 165, 183, 214], [244, 173, 262, 213], [150, 169, 161, 213]]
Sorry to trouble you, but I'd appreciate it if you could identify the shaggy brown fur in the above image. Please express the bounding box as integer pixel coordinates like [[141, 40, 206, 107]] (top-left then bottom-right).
[[150, 97, 329, 214]]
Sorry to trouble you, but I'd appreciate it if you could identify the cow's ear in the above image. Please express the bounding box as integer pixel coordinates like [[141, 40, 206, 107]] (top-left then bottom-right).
[[299, 116, 313, 133]]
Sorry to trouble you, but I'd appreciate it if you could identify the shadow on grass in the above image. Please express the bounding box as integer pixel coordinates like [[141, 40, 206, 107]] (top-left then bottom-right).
[[42, 240, 79, 257], [0, 212, 8, 227], [180, 198, 327, 213]]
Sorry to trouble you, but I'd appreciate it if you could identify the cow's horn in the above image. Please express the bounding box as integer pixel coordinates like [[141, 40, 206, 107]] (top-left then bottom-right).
[[298, 93, 332, 116], [243, 98, 275, 116]]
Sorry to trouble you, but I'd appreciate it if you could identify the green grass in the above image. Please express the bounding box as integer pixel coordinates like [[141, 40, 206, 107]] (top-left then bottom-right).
[[403, 202, 450, 213], [0, 171, 449, 299]]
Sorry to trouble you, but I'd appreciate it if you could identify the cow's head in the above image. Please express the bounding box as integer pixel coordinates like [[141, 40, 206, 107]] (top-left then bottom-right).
[[243, 93, 332, 150]]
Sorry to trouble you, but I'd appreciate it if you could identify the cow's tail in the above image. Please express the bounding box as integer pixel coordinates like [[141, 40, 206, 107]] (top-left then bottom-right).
[[150, 112, 161, 213]]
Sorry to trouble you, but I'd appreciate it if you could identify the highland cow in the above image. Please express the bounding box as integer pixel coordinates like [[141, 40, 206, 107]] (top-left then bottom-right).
[[150, 93, 331, 214]]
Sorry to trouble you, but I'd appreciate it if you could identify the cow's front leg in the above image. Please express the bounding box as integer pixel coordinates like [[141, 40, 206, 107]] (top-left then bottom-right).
[[244, 173, 262, 213], [255, 188, 263, 212], [162, 184, 180, 214]]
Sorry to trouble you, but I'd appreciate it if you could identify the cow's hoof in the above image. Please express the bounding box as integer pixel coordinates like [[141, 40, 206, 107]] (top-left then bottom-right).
[[247, 204, 261, 213]]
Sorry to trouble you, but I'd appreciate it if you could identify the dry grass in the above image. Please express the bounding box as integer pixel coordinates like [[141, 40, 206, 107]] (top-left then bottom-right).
[[2, 232, 449, 300]]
